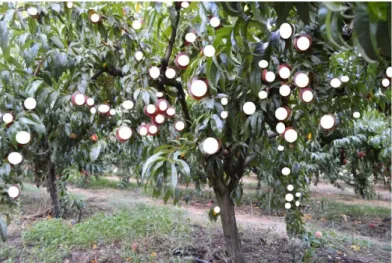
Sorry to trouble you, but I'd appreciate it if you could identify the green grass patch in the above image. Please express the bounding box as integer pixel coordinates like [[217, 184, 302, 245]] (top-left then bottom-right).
[[67, 175, 137, 190], [309, 199, 391, 220], [12, 204, 190, 263]]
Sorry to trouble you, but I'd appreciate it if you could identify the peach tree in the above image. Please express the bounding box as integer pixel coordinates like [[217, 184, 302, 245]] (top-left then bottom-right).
[[0, 2, 391, 262]]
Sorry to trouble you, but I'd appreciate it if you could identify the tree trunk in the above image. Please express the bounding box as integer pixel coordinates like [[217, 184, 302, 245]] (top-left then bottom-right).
[[46, 160, 61, 218], [212, 178, 245, 263]]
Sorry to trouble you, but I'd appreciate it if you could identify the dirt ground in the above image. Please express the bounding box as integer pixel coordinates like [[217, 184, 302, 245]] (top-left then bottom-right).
[[3, 177, 391, 263]]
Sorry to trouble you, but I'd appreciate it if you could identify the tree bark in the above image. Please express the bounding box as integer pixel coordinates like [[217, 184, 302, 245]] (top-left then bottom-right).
[[212, 177, 245, 263], [46, 160, 61, 218]]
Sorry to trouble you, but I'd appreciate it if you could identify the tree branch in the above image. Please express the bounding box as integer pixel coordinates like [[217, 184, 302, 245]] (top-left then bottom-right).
[[91, 67, 124, 81], [172, 80, 191, 127]]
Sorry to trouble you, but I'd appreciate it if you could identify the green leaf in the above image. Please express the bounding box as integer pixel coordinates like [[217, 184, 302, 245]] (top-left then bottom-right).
[[142, 152, 164, 178], [171, 163, 177, 188], [90, 142, 102, 162], [353, 3, 379, 63], [50, 36, 64, 49]]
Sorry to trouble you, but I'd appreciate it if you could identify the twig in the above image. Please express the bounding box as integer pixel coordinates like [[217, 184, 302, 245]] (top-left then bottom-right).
[[33, 56, 47, 77]]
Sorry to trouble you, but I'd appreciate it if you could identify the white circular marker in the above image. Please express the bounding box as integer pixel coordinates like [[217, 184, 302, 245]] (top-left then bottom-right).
[[8, 186, 20, 199], [285, 203, 291, 209], [277, 145, 284, 151], [98, 104, 110, 114], [276, 122, 286, 134], [294, 73, 309, 88], [177, 54, 190, 67], [340, 76, 349, 83], [109, 109, 116, 116], [117, 127, 132, 141], [258, 90, 268, 99], [181, 1, 189, 8], [330, 78, 342, 88], [220, 111, 228, 119], [90, 13, 100, 23], [146, 104, 157, 115], [284, 128, 298, 143], [382, 78, 390, 87], [213, 206, 221, 214], [16, 131, 31, 145], [66, 2, 73, 8], [243, 102, 256, 115], [154, 114, 165, 125], [90, 107, 96, 114], [386, 67, 392, 78], [203, 45, 216, 57], [165, 67, 176, 79], [220, 97, 228, 106], [258, 60, 268, 68], [185, 32, 197, 43], [156, 92, 164, 98], [285, 193, 294, 202], [138, 125, 148, 136], [190, 79, 208, 98], [8, 152, 23, 165], [166, 107, 176, 117], [24, 97, 37, 110], [148, 124, 158, 135], [264, 71, 276, 83], [87, 98, 95, 107], [320, 114, 335, 130], [210, 17, 220, 28], [278, 66, 291, 80], [287, 184, 294, 191], [282, 167, 291, 176], [149, 66, 160, 79], [132, 20, 142, 30], [295, 201, 300, 207], [135, 51, 144, 61], [353, 112, 360, 118], [74, 93, 86, 106], [174, 121, 185, 131], [27, 7, 38, 16], [295, 192, 301, 197], [279, 85, 291, 97], [202, 137, 220, 155], [122, 100, 134, 110], [279, 23, 293, 39], [2, 113, 13, 124], [275, 107, 289, 121], [296, 36, 311, 51], [301, 89, 314, 103]]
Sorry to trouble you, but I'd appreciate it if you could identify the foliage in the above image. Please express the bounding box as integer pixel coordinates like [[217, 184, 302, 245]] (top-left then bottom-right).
[[0, 1, 390, 261]]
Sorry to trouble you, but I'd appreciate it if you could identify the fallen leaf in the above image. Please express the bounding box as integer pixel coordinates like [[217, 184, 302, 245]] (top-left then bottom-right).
[[92, 244, 97, 249], [337, 250, 343, 255], [126, 257, 132, 262], [151, 252, 157, 257], [350, 245, 361, 252], [303, 214, 312, 221]]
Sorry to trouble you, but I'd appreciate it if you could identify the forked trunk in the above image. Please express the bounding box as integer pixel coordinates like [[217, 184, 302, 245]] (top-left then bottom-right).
[[212, 177, 245, 263], [46, 160, 61, 218]]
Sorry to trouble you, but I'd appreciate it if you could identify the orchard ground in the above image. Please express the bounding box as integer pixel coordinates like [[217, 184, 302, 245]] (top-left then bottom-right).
[[1, 174, 390, 263]]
